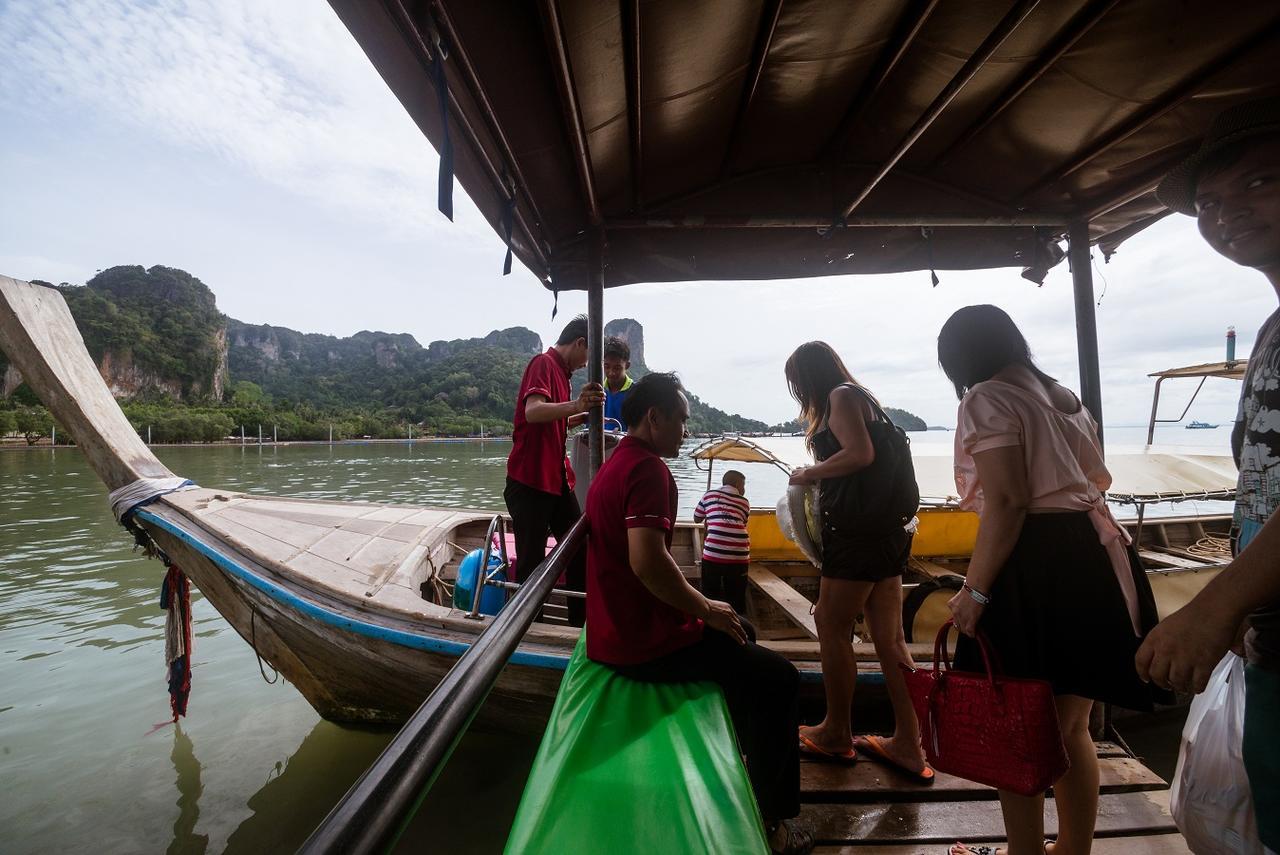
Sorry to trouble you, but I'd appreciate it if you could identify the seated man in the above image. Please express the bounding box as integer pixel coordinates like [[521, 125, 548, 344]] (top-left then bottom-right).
[[584, 371, 812, 855]]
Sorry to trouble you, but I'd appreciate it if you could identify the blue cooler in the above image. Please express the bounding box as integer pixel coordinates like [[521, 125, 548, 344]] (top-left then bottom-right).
[[452, 548, 508, 615]]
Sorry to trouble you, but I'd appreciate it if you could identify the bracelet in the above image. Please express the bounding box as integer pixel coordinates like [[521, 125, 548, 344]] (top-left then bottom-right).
[[963, 583, 991, 606]]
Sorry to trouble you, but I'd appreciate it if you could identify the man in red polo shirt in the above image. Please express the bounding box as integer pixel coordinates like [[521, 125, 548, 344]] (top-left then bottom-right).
[[585, 372, 812, 855], [504, 314, 604, 627]]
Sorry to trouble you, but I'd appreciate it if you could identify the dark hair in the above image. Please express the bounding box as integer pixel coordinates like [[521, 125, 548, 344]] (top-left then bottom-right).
[[937, 305, 1055, 399], [555, 314, 589, 346], [603, 336, 630, 362], [722, 470, 745, 488], [784, 341, 878, 449], [622, 371, 685, 428]]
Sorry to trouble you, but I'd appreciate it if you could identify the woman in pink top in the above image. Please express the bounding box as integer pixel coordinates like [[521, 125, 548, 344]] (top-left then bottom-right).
[[939, 306, 1163, 855]]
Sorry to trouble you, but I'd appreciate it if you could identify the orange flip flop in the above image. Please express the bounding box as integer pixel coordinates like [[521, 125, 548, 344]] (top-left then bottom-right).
[[798, 732, 858, 765], [853, 734, 935, 784]]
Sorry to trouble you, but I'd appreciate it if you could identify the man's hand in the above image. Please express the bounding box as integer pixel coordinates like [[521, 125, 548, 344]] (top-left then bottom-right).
[[703, 599, 748, 644], [1135, 604, 1239, 694], [576, 382, 605, 412], [947, 590, 985, 637]]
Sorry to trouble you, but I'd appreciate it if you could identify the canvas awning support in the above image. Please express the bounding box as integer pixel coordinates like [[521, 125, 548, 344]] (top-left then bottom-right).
[[933, 0, 1122, 172], [1069, 220, 1103, 445], [588, 232, 605, 481], [821, 0, 943, 162], [839, 0, 1040, 222], [538, 0, 603, 227], [1145, 359, 1248, 444]]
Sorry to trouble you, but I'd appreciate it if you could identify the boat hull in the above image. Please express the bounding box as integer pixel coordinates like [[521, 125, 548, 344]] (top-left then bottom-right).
[[141, 508, 569, 730]]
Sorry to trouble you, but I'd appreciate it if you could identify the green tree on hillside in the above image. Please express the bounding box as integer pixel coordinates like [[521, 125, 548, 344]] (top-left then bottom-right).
[[16, 407, 52, 445]]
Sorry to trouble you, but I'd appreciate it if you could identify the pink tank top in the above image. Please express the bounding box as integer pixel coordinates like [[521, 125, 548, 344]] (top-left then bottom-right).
[[954, 379, 1141, 635]]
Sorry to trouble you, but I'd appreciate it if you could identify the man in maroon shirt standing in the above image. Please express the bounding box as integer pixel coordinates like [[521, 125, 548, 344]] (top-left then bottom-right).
[[585, 372, 812, 855], [504, 314, 603, 627]]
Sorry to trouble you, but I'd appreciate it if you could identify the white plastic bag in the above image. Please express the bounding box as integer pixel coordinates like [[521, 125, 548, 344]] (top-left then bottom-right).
[[1171, 652, 1271, 854], [775, 482, 821, 568]]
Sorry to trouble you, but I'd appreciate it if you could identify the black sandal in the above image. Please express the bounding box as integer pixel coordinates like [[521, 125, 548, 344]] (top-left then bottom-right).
[[768, 820, 814, 855]]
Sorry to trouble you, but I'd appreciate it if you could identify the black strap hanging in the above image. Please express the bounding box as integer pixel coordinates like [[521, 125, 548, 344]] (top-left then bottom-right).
[[922, 226, 940, 287], [431, 33, 454, 222], [551, 288, 559, 319], [501, 171, 515, 276]]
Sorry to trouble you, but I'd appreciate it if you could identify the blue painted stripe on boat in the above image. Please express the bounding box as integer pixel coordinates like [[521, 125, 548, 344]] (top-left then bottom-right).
[[135, 509, 883, 686], [135, 508, 571, 671]]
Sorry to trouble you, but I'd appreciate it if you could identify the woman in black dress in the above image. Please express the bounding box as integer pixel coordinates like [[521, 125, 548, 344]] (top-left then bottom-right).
[[784, 341, 930, 781]]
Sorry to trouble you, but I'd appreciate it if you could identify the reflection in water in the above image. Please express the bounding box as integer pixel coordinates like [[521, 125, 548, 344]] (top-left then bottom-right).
[[224, 721, 387, 853], [224, 719, 538, 853], [168, 724, 208, 855]]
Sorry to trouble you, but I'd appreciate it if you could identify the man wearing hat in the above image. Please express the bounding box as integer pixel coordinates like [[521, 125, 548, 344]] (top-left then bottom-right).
[[1136, 97, 1280, 850]]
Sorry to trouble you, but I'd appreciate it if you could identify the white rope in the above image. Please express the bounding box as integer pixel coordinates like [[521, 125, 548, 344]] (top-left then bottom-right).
[[109, 476, 197, 522]]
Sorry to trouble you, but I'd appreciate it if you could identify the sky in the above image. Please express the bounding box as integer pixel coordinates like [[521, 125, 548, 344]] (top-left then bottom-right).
[[1, 0, 1275, 428]]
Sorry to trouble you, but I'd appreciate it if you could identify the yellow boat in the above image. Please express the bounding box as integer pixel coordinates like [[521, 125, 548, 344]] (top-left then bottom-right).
[[691, 433, 1235, 647]]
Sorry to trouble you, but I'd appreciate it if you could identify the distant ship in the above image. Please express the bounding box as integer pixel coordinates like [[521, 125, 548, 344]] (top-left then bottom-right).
[[1186, 420, 1219, 429]]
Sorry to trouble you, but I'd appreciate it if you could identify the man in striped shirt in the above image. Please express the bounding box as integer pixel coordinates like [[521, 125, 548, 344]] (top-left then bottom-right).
[[694, 470, 751, 613]]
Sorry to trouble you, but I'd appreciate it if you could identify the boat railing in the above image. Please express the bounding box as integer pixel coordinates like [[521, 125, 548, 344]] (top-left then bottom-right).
[[299, 516, 589, 855], [467, 514, 585, 620]]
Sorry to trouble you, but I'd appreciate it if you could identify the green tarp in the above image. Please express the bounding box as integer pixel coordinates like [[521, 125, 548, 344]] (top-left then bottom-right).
[[504, 633, 768, 854]]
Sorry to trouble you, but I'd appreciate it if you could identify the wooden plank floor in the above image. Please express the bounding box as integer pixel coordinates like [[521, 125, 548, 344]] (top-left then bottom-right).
[[814, 831, 1192, 854], [798, 741, 1184, 849], [801, 756, 1164, 803]]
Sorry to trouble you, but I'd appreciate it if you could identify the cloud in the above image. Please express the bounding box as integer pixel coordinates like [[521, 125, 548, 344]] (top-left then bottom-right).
[[1, 2, 1273, 431], [0, 0, 492, 245]]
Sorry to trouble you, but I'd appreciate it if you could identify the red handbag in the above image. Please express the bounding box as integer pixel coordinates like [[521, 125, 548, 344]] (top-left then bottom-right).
[[900, 620, 1070, 797]]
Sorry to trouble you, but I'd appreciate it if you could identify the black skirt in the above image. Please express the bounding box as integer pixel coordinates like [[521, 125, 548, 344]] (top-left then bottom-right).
[[953, 512, 1166, 712]]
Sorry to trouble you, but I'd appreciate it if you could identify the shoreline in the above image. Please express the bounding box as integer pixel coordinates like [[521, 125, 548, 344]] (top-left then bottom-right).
[[0, 436, 513, 451]]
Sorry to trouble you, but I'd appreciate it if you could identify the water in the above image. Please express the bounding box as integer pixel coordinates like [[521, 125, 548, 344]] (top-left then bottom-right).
[[0, 424, 1231, 851]]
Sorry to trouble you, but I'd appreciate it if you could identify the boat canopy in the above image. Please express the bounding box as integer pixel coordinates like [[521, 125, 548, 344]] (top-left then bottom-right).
[[1148, 360, 1249, 380], [690, 437, 790, 471], [329, 1, 1280, 292]]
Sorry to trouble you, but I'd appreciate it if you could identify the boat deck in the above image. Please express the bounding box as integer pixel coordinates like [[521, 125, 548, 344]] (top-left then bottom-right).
[[801, 742, 1187, 852]]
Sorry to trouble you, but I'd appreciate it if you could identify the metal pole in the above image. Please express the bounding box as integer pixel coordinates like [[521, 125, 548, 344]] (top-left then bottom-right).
[[839, 0, 1040, 220], [587, 231, 605, 482], [1146, 377, 1164, 445], [1069, 220, 1104, 448], [329, 424, 333, 445], [51, 425, 55, 446], [300, 518, 589, 855], [273, 424, 277, 444], [147, 425, 151, 445], [258, 424, 262, 446]]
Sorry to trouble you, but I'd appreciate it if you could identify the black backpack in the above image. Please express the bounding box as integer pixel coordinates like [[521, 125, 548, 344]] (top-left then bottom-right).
[[818, 388, 921, 535]]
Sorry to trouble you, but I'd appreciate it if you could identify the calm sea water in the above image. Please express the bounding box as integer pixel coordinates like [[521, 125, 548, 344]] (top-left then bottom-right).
[[0, 425, 1232, 852]]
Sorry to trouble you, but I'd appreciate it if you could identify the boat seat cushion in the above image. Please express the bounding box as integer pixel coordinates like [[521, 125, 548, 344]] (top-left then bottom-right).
[[505, 632, 768, 854]]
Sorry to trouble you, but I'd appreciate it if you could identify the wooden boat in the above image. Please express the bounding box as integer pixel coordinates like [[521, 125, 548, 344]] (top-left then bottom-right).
[[0, 273, 1236, 732]]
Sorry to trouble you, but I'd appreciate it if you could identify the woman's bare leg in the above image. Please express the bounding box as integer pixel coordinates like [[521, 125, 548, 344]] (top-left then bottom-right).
[[798, 576, 873, 752], [1046, 695, 1098, 855], [861, 575, 926, 769]]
